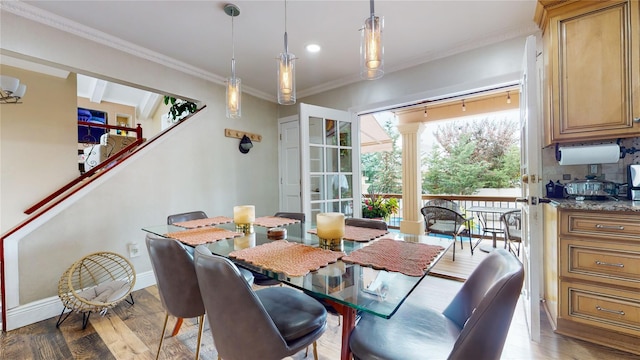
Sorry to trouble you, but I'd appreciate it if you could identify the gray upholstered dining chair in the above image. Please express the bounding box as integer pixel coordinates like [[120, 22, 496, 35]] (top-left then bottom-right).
[[166, 211, 255, 337], [145, 234, 207, 360], [349, 249, 524, 360], [345, 217, 388, 230], [193, 245, 327, 360], [167, 210, 208, 225]]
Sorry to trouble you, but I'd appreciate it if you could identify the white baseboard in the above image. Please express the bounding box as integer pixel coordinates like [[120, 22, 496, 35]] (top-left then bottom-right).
[[5, 270, 156, 331]]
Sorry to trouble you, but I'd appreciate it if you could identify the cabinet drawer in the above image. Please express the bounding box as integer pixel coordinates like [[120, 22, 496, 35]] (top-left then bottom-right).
[[561, 281, 640, 336], [561, 211, 640, 242], [562, 240, 640, 287]]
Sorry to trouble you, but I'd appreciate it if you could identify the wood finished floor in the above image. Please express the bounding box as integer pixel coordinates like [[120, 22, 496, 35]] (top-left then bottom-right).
[[2, 251, 639, 359]]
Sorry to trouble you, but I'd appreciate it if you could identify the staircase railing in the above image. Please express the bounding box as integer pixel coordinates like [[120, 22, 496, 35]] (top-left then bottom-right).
[[1, 107, 204, 331], [24, 122, 144, 215]]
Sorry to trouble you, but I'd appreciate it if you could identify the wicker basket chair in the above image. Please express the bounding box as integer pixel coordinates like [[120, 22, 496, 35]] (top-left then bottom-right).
[[56, 251, 136, 329]]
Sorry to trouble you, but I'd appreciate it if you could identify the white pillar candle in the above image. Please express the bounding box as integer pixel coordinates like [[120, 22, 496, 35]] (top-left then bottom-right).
[[316, 212, 345, 239], [234, 205, 255, 223]]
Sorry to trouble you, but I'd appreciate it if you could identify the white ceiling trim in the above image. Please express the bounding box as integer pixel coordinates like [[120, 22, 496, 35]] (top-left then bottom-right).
[[297, 23, 538, 99], [1, 1, 273, 102]]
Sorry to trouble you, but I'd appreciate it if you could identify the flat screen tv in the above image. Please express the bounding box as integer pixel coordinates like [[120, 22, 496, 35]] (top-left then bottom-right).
[[78, 107, 108, 144]]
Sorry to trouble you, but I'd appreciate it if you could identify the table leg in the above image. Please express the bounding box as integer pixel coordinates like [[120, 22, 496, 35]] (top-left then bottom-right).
[[326, 300, 356, 360], [479, 232, 498, 253], [171, 317, 183, 337]]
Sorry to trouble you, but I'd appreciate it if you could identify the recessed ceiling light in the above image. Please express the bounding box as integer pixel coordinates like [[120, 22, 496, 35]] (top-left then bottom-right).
[[306, 44, 321, 53]]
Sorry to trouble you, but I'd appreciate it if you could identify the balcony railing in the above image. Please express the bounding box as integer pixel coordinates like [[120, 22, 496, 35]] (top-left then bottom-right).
[[364, 193, 519, 239]]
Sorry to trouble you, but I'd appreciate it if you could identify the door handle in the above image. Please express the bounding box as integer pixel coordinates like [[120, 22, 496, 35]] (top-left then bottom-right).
[[515, 197, 528, 204]]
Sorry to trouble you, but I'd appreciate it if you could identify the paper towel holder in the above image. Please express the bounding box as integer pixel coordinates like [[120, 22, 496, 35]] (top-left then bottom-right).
[[555, 141, 638, 162], [617, 139, 638, 159]]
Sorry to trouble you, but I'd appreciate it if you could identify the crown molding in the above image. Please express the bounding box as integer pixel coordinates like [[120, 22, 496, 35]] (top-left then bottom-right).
[[299, 23, 539, 99], [1, 1, 274, 102]]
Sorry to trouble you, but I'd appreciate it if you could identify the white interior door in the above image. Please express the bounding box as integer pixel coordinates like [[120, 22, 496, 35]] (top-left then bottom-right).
[[299, 103, 357, 226], [279, 116, 301, 212], [519, 34, 542, 342]]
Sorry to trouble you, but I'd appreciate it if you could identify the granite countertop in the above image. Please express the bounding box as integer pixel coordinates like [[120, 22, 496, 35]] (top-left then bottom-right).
[[549, 198, 640, 212]]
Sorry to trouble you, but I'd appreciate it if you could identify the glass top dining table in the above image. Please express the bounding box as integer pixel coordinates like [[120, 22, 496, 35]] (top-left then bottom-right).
[[142, 219, 453, 360]]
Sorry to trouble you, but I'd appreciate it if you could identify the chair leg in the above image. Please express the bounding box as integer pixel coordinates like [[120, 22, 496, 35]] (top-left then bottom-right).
[[452, 235, 456, 262], [195, 315, 205, 360], [56, 306, 71, 328], [171, 317, 184, 336], [81, 311, 92, 330], [313, 341, 319, 360], [156, 312, 169, 360]]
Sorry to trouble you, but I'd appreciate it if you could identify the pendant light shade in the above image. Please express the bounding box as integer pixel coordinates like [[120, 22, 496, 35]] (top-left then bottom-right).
[[360, 0, 384, 80], [225, 4, 241, 118], [277, 0, 296, 105]]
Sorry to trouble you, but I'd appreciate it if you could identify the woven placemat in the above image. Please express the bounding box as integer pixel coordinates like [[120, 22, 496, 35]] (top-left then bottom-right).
[[253, 216, 301, 228], [165, 227, 242, 246], [173, 216, 233, 229], [308, 225, 389, 242], [229, 240, 344, 277], [342, 238, 445, 277]]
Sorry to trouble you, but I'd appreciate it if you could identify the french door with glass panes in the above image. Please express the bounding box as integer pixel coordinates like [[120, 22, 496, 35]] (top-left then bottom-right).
[[300, 103, 358, 226]]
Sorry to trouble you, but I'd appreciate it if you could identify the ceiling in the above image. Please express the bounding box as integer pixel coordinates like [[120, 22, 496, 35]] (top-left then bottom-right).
[[13, 1, 539, 103]]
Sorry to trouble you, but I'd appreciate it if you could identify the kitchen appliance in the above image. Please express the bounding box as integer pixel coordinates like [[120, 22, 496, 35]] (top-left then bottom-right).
[[628, 164, 640, 200], [564, 176, 619, 200]]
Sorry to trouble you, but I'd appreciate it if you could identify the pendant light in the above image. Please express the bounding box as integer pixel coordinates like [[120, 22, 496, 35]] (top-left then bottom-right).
[[225, 4, 241, 118], [277, 0, 296, 105], [506, 91, 512, 104], [360, 0, 384, 80]]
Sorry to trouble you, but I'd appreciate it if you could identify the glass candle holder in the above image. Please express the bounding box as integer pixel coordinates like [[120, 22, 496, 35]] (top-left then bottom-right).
[[316, 212, 345, 251], [234, 205, 255, 234]]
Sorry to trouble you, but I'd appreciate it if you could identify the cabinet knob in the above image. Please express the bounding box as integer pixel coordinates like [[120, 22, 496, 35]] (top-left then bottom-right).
[[634, 117, 640, 123]]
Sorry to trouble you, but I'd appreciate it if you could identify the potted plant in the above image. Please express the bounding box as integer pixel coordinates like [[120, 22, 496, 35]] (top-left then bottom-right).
[[164, 96, 197, 121], [362, 194, 399, 221]]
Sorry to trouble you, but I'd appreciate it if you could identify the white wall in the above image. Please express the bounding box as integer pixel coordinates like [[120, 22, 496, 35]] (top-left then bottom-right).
[[1, 8, 533, 329], [1, 11, 279, 328], [292, 36, 527, 114]]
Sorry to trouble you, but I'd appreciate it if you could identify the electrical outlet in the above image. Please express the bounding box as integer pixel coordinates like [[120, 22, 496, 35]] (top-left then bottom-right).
[[562, 174, 571, 180], [589, 164, 598, 174], [128, 243, 140, 258]]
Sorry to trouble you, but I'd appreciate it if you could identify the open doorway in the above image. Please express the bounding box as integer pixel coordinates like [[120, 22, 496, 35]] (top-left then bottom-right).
[[359, 85, 520, 229]]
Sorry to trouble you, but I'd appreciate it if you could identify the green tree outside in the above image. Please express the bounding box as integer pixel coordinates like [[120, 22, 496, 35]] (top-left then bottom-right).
[[423, 117, 519, 195]]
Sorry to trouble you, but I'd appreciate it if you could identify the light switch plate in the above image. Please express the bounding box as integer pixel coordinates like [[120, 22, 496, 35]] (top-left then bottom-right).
[[589, 164, 599, 174], [128, 243, 140, 258]]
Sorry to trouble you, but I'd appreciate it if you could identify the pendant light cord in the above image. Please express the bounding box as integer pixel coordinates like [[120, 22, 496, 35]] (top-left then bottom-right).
[[231, 13, 236, 77], [283, 0, 288, 53]]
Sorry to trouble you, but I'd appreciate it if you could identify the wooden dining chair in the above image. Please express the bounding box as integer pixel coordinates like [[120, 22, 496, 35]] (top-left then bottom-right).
[[349, 249, 524, 360], [193, 245, 327, 360]]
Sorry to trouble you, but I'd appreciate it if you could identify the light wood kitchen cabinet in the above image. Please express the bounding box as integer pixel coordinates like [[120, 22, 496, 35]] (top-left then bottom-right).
[[536, 0, 640, 146], [549, 209, 640, 355]]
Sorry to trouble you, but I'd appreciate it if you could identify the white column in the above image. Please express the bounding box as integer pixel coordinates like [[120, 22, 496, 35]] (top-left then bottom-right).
[[397, 123, 425, 235]]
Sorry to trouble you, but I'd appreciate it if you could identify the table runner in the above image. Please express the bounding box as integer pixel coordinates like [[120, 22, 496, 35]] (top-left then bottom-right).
[[173, 216, 233, 229], [308, 225, 389, 242], [165, 227, 242, 246], [229, 240, 344, 277], [253, 216, 301, 228], [342, 238, 445, 277]]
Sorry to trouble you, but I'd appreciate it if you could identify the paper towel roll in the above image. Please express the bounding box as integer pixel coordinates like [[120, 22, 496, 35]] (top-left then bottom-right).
[[558, 144, 620, 165]]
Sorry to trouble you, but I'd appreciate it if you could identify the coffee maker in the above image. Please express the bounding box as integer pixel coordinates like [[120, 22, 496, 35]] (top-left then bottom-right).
[[628, 164, 640, 200]]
